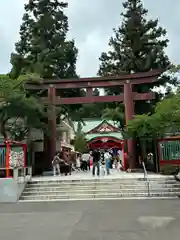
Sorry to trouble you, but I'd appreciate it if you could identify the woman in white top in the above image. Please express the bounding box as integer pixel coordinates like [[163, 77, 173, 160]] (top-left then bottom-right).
[[104, 150, 111, 175], [76, 154, 81, 171]]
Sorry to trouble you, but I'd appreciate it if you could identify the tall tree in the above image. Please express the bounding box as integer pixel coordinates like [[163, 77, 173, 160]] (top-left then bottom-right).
[[98, 0, 175, 114], [10, 0, 82, 170], [10, 0, 79, 99]]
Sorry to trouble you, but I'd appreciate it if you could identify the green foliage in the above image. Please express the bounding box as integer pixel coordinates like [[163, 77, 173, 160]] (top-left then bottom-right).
[[9, 0, 83, 129], [98, 0, 176, 114], [153, 92, 180, 134], [127, 114, 155, 139], [10, 0, 78, 80], [99, 0, 170, 75], [127, 91, 180, 140], [10, 0, 80, 99], [73, 133, 88, 153], [102, 104, 125, 128], [0, 74, 47, 141]]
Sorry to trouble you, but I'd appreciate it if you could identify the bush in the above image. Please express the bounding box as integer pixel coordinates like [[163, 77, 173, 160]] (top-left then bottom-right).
[[160, 164, 180, 175]]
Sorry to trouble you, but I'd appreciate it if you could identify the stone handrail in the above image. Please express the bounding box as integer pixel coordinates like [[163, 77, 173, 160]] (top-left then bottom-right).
[[0, 167, 32, 183]]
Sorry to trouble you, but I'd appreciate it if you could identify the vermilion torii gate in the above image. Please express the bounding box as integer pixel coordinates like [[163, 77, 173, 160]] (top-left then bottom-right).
[[26, 69, 164, 169]]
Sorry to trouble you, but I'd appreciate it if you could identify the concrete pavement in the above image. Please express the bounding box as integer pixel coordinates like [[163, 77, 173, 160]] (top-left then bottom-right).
[[0, 200, 180, 240]]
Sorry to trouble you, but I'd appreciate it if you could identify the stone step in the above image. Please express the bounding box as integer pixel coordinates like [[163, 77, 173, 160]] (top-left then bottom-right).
[[23, 185, 180, 192], [19, 196, 178, 202], [29, 178, 177, 184], [26, 183, 180, 190], [21, 188, 180, 196], [27, 179, 178, 184], [28, 180, 146, 185], [28, 179, 178, 185], [19, 175, 180, 202], [30, 178, 145, 182], [26, 184, 147, 189], [22, 189, 149, 195], [20, 192, 180, 201]]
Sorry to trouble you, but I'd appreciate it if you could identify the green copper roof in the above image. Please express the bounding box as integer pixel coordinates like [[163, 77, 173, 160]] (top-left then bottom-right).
[[86, 132, 123, 141], [73, 119, 119, 133]]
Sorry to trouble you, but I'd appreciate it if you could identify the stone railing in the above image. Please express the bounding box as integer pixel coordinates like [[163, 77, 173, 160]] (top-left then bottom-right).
[[0, 166, 32, 183], [13, 167, 32, 183]]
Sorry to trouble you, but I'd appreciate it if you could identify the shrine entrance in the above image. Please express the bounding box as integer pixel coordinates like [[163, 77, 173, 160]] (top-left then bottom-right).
[[87, 137, 123, 150], [77, 119, 125, 168], [26, 69, 164, 170]]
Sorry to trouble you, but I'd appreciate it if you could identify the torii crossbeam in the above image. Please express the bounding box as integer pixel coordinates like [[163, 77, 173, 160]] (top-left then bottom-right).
[[26, 69, 164, 169]]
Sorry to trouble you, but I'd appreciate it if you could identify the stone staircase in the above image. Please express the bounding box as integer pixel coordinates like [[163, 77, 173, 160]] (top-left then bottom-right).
[[19, 176, 180, 202]]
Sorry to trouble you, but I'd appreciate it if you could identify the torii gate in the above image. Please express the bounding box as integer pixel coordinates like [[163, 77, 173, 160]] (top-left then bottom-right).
[[26, 69, 164, 169]]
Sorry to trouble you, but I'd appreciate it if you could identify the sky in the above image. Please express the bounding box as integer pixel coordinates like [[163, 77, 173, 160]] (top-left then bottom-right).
[[0, 0, 180, 77]]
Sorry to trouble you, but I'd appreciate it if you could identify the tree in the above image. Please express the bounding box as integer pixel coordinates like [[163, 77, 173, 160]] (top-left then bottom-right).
[[10, 0, 80, 100], [98, 0, 176, 114], [0, 74, 47, 142], [9, 0, 84, 158], [153, 92, 180, 134], [102, 104, 125, 129], [127, 91, 180, 139], [126, 91, 180, 161], [72, 122, 87, 153]]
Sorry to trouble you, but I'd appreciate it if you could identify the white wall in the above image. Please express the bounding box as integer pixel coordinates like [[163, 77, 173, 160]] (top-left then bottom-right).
[[0, 178, 26, 202]]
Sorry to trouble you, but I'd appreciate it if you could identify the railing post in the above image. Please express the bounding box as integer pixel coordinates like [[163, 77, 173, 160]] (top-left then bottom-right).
[[13, 168, 18, 182], [5, 141, 10, 178], [28, 167, 32, 180]]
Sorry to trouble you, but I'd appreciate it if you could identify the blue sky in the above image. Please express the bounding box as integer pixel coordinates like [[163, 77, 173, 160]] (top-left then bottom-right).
[[0, 0, 180, 77]]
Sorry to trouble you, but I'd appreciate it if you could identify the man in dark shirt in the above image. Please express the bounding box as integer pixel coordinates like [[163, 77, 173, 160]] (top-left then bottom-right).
[[92, 149, 100, 176]]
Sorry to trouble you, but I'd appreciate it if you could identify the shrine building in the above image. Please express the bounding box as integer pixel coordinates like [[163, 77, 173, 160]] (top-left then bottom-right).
[[74, 119, 124, 151]]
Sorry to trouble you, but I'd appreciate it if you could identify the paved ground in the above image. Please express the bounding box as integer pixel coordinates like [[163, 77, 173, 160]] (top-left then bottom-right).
[[0, 200, 180, 240], [34, 169, 171, 181]]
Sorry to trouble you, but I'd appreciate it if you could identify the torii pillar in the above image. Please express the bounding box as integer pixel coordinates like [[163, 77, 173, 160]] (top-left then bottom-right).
[[46, 85, 56, 169], [124, 80, 136, 169]]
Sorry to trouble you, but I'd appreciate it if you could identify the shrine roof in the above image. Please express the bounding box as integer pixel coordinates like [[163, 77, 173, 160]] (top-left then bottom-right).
[[73, 119, 119, 133], [86, 132, 123, 141]]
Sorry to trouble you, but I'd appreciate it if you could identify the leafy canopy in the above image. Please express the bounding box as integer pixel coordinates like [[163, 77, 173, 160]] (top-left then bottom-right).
[[98, 0, 170, 76], [10, 0, 78, 81], [0, 74, 47, 140], [127, 90, 180, 139], [98, 0, 175, 115]]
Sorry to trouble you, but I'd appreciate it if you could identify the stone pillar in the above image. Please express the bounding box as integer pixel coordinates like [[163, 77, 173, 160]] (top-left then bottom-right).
[[47, 85, 56, 169], [124, 80, 136, 169]]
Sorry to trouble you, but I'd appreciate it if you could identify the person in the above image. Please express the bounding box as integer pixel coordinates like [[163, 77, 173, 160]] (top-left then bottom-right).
[[76, 153, 81, 171], [104, 150, 111, 175], [81, 152, 91, 171], [146, 152, 154, 171], [100, 151, 106, 175], [92, 149, 100, 176], [52, 153, 61, 176]]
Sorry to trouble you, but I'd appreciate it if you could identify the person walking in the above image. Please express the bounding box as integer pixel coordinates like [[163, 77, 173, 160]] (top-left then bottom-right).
[[76, 153, 81, 171], [104, 150, 111, 175], [52, 153, 61, 176], [92, 149, 100, 176], [81, 152, 91, 171]]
